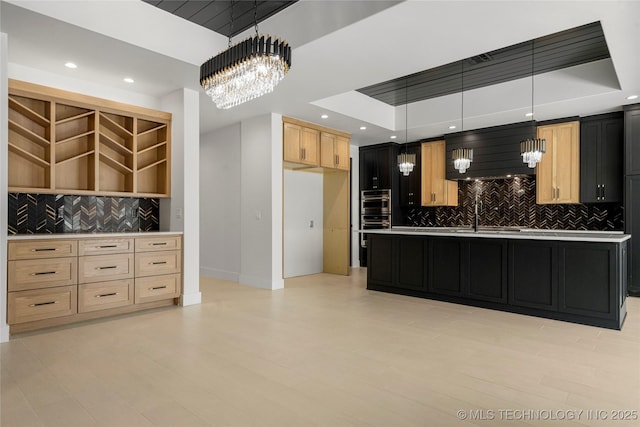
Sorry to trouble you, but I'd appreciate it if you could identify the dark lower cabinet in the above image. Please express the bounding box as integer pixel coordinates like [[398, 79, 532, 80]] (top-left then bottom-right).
[[366, 233, 627, 329], [559, 243, 617, 319], [429, 237, 464, 296], [509, 241, 558, 311], [625, 175, 640, 296], [466, 239, 508, 304]]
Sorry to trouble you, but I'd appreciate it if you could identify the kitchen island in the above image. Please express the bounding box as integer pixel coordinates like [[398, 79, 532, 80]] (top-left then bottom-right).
[[364, 227, 630, 329]]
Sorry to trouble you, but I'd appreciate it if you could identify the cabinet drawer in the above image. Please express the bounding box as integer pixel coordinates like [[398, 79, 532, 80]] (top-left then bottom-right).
[[135, 235, 181, 252], [78, 238, 134, 256], [78, 280, 134, 313], [79, 254, 134, 283], [8, 286, 77, 324], [135, 274, 180, 304], [8, 257, 78, 292], [135, 251, 181, 277], [8, 240, 77, 260]]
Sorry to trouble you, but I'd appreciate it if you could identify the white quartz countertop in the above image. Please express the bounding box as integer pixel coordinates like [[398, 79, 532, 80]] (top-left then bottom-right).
[[8, 231, 183, 240], [360, 227, 630, 243]]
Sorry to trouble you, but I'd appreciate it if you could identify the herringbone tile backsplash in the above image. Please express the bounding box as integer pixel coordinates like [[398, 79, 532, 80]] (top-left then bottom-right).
[[404, 176, 623, 231], [8, 193, 159, 235]]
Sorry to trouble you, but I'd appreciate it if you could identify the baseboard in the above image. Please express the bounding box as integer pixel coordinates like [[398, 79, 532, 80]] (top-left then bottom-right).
[[200, 266, 240, 282], [239, 274, 284, 290], [181, 291, 202, 306]]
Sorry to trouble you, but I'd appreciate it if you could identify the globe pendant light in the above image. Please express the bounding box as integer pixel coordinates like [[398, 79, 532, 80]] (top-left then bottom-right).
[[453, 59, 473, 174], [200, 0, 292, 109], [398, 80, 416, 176], [520, 40, 546, 168]]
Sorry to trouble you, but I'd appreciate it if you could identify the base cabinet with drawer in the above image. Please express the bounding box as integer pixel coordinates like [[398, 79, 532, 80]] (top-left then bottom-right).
[[7, 233, 183, 334]]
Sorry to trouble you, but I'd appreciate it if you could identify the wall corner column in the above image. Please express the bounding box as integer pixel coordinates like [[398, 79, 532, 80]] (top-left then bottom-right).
[[0, 33, 9, 342]]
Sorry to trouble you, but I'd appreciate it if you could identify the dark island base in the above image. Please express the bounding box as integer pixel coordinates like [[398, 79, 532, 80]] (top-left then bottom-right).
[[367, 283, 627, 330], [366, 233, 628, 330]]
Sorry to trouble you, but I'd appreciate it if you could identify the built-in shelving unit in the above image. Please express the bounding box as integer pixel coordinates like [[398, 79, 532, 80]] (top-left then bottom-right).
[[7, 79, 171, 197]]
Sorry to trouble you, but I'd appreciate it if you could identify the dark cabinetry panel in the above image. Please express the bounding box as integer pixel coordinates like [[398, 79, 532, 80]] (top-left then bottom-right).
[[559, 243, 616, 319], [625, 175, 640, 295], [398, 142, 421, 207], [359, 143, 397, 191], [429, 237, 464, 296], [580, 113, 623, 203], [367, 234, 394, 287], [625, 107, 640, 175], [509, 241, 558, 310], [466, 239, 508, 303], [397, 236, 427, 291]]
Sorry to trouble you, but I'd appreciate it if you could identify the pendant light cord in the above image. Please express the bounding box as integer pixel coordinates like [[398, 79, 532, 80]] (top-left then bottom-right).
[[531, 40, 535, 135], [254, 0, 259, 36], [228, 0, 234, 47], [461, 59, 464, 134]]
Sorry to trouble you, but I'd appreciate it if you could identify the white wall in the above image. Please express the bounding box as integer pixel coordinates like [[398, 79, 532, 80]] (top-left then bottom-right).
[[199, 123, 241, 281], [1, 33, 10, 342], [283, 169, 323, 278], [239, 113, 283, 290], [160, 88, 201, 306], [350, 144, 361, 267]]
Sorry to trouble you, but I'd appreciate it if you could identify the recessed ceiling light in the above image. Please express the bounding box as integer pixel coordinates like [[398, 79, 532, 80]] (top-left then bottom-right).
[[123, 77, 134, 83], [360, 126, 367, 130], [525, 112, 534, 117], [449, 125, 456, 130], [390, 135, 397, 139], [627, 95, 639, 100], [65, 62, 77, 69], [321, 114, 328, 119]]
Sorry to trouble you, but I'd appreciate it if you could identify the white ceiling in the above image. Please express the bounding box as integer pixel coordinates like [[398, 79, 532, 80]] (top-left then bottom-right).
[[2, 0, 639, 147]]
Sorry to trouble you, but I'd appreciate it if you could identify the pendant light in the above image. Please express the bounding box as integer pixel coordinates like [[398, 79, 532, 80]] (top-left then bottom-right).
[[520, 40, 546, 168], [398, 80, 416, 176], [453, 59, 473, 173], [200, 0, 292, 109]]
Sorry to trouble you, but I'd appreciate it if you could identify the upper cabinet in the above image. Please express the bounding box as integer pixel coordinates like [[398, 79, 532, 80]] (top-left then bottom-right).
[[320, 132, 350, 170], [536, 121, 580, 204], [359, 143, 396, 191], [625, 106, 640, 175], [7, 80, 171, 197], [421, 140, 458, 206], [580, 113, 623, 203], [398, 142, 422, 207], [283, 117, 350, 170]]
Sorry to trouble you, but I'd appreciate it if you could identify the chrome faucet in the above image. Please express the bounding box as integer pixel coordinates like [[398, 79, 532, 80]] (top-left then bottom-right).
[[474, 191, 483, 232]]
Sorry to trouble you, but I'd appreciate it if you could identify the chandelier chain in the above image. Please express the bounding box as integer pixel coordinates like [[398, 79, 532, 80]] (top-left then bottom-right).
[[228, 0, 234, 47], [254, 0, 259, 35]]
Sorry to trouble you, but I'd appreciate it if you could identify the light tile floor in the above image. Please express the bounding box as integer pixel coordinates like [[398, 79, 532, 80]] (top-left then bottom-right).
[[2, 268, 639, 426]]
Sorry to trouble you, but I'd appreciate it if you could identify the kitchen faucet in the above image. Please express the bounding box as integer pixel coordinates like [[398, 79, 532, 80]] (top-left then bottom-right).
[[474, 191, 483, 232]]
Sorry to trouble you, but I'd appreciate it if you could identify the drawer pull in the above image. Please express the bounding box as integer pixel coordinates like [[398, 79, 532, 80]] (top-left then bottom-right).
[[96, 266, 118, 270], [95, 292, 119, 298], [29, 301, 57, 307], [32, 248, 57, 252], [151, 242, 168, 246], [150, 286, 167, 291], [31, 271, 57, 276], [151, 261, 167, 265], [97, 245, 118, 249]]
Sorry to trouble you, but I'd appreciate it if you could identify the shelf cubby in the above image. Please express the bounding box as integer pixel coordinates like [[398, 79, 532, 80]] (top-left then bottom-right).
[[55, 152, 96, 191]]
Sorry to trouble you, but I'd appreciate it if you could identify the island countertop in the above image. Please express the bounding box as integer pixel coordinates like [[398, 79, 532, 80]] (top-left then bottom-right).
[[7, 231, 183, 241], [359, 226, 630, 243]]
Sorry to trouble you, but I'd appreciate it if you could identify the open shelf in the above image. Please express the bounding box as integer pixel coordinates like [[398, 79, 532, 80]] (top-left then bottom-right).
[[9, 96, 50, 127], [56, 104, 92, 122], [8, 143, 50, 168], [138, 158, 167, 173], [100, 152, 133, 174], [55, 110, 94, 125], [100, 112, 133, 137], [9, 119, 50, 148], [136, 140, 167, 156], [100, 132, 133, 156], [56, 150, 95, 166], [55, 152, 96, 191], [56, 130, 96, 146]]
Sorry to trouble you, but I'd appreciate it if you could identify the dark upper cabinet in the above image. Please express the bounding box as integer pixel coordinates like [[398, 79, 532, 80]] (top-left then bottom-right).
[[580, 113, 623, 203], [626, 175, 640, 296], [359, 143, 397, 191], [625, 105, 640, 175], [508, 240, 558, 311], [398, 142, 422, 207], [465, 239, 508, 304]]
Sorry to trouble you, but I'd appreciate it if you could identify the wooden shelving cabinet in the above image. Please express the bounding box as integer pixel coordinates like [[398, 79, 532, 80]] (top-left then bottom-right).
[[7, 79, 171, 197]]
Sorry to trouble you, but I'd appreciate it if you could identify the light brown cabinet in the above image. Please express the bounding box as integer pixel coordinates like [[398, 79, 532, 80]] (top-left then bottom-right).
[[536, 121, 580, 204], [321, 132, 350, 170], [283, 122, 320, 166], [6, 234, 182, 334], [8, 79, 171, 197], [421, 140, 458, 206]]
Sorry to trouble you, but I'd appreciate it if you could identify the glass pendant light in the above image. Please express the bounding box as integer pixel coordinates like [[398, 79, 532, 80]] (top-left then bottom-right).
[[398, 80, 416, 176], [520, 40, 546, 168], [453, 59, 473, 173]]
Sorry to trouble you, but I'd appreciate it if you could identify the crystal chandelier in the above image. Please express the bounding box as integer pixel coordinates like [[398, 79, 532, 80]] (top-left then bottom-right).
[[520, 40, 546, 168], [397, 81, 416, 175], [452, 148, 473, 173], [199, 1, 291, 109], [453, 60, 472, 174]]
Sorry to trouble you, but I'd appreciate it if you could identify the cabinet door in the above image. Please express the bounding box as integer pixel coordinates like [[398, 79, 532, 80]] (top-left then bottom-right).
[[395, 236, 427, 291], [335, 136, 350, 171], [559, 242, 616, 319], [421, 142, 434, 205], [376, 147, 392, 189], [600, 118, 623, 202], [625, 108, 640, 175], [554, 122, 580, 203], [429, 237, 464, 296], [300, 127, 320, 166], [580, 121, 601, 203], [367, 234, 394, 287], [430, 141, 448, 205], [400, 144, 421, 207], [466, 239, 508, 303], [283, 122, 302, 163], [320, 132, 336, 168], [536, 125, 556, 204], [359, 148, 378, 190], [508, 240, 558, 310], [626, 175, 640, 296]]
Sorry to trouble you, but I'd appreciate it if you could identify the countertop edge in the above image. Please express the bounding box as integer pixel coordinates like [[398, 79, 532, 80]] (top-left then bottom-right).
[[358, 229, 631, 243], [7, 231, 184, 240]]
